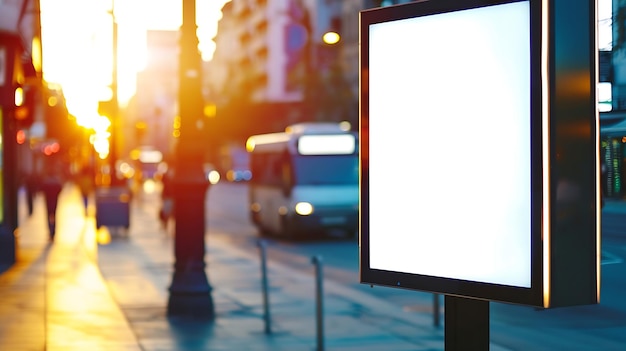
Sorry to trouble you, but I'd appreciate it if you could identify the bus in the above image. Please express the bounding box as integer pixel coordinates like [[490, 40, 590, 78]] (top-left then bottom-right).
[[246, 122, 359, 239]]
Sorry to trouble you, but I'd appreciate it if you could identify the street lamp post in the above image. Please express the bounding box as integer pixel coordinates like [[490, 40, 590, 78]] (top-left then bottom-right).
[[109, 2, 120, 185], [167, 0, 214, 318], [98, 1, 121, 186]]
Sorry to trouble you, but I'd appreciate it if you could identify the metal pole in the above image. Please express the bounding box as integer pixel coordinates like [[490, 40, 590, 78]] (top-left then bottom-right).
[[258, 240, 272, 334], [166, 0, 213, 318], [312, 255, 324, 351], [109, 0, 120, 186]]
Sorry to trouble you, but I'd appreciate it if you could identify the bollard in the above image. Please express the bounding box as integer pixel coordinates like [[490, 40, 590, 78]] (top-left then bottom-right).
[[258, 240, 272, 334], [433, 293, 441, 327], [311, 255, 325, 351]]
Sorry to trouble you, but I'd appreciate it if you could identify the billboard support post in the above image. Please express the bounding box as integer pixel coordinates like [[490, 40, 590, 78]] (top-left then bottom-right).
[[444, 296, 489, 351]]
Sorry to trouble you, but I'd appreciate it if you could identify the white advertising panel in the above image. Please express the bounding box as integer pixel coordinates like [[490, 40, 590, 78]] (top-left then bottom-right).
[[368, 1, 531, 287], [360, 0, 600, 308]]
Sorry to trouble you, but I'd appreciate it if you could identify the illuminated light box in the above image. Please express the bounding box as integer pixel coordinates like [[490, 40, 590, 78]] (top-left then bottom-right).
[[359, 0, 600, 308], [298, 134, 356, 155]]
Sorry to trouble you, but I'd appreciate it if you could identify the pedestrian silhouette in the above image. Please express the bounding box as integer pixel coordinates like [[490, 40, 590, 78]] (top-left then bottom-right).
[[159, 165, 175, 229], [40, 160, 64, 240], [75, 166, 95, 214], [23, 171, 39, 216]]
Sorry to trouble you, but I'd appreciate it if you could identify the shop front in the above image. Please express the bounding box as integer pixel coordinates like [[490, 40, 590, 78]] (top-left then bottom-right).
[[0, 31, 26, 267], [600, 112, 626, 200]]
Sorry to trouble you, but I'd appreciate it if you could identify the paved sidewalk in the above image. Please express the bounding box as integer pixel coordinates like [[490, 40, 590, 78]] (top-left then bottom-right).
[[97, 185, 448, 351], [12, 182, 626, 350], [102, 188, 626, 351], [0, 184, 140, 350], [0, 191, 48, 351], [0, 183, 448, 351]]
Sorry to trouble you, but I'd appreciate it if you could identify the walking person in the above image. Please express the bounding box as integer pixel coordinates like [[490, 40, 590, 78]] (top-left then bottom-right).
[[76, 166, 95, 215], [40, 159, 64, 241], [159, 166, 175, 230], [22, 171, 39, 216]]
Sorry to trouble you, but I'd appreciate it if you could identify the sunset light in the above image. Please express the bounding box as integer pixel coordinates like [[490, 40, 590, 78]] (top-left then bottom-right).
[[40, 0, 230, 122]]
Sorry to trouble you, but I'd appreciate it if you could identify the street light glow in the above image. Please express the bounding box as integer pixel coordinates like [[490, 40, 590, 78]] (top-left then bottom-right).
[[322, 31, 340, 45]]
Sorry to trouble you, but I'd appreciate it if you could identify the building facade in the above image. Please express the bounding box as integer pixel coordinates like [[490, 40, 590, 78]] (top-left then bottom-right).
[[133, 30, 179, 155], [602, 0, 625, 198], [206, 0, 415, 141], [0, 0, 41, 266]]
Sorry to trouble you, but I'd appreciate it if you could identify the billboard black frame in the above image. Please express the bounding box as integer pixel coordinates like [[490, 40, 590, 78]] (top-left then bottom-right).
[[359, 0, 599, 308]]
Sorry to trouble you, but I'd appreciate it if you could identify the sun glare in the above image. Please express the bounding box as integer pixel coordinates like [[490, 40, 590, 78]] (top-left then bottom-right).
[[40, 0, 231, 119], [40, 0, 111, 121]]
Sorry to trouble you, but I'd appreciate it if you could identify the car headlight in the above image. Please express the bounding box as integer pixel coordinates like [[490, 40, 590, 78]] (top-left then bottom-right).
[[295, 202, 314, 216], [207, 170, 220, 184]]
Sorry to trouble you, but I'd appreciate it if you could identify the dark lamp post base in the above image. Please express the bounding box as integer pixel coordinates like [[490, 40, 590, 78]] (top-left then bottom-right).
[[170, 0, 214, 321], [167, 175, 213, 319], [167, 271, 214, 319]]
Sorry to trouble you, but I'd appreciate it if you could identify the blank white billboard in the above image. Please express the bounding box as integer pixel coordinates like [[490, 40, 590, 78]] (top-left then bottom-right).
[[366, 1, 531, 287]]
